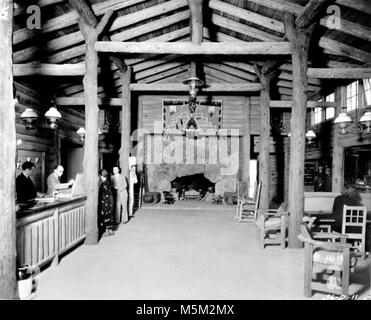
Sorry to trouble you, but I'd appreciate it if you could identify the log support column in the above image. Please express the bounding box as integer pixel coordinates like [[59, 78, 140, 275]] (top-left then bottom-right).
[[79, 12, 112, 245], [242, 97, 251, 183], [332, 86, 344, 193], [119, 67, 132, 220], [255, 66, 275, 211], [285, 12, 315, 248], [0, 0, 18, 299], [188, 0, 204, 77]]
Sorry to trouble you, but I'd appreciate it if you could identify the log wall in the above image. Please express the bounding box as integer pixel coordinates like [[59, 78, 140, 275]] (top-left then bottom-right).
[[14, 81, 84, 192], [138, 94, 283, 204]]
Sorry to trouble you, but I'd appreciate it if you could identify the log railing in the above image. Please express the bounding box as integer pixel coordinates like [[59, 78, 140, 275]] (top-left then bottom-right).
[[16, 198, 86, 268]]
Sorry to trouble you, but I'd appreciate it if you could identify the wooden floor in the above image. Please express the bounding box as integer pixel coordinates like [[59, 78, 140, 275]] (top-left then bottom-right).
[[33, 204, 371, 300]]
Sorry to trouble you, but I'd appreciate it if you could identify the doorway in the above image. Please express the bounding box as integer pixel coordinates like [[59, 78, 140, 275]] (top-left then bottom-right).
[[61, 139, 84, 182]]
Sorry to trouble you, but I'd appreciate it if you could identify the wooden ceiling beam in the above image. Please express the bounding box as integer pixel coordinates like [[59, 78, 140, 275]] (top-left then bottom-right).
[[318, 38, 371, 63], [204, 63, 255, 82], [55, 97, 122, 106], [210, 13, 281, 42], [46, 27, 189, 64], [46, 1, 189, 53], [307, 68, 371, 79], [247, 0, 371, 42], [211, 0, 371, 64], [13, 62, 85, 76], [13, 0, 189, 63], [13, 0, 148, 45], [295, 0, 335, 30], [138, 65, 190, 84], [335, 0, 371, 15], [14, 0, 65, 17], [209, 0, 284, 34], [270, 101, 338, 108], [129, 83, 262, 92], [276, 80, 319, 92], [69, 0, 127, 72], [94, 41, 292, 55], [135, 61, 187, 81]]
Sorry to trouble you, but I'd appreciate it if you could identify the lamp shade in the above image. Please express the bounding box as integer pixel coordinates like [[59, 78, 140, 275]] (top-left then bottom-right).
[[359, 111, 371, 124], [305, 130, 316, 139], [76, 127, 85, 137], [21, 108, 38, 120], [182, 76, 204, 88], [45, 107, 62, 120], [21, 108, 38, 129], [45, 106, 62, 129], [334, 112, 352, 125], [360, 111, 371, 133]]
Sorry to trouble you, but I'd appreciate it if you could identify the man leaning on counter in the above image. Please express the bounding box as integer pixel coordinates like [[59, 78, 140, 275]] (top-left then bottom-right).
[[46, 165, 74, 195]]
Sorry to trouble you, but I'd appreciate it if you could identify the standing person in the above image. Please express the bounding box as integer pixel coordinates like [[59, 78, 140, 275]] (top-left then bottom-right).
[[16, 161, 37, 204], [129, 164, 138, 218], [98, 169, 115, 236], [46, 165, 74, 195], [111, 166, 128, 224]]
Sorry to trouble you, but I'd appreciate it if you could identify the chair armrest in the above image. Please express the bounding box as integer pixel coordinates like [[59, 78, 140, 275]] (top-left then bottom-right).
[[298, 234, 352, 250], [261, 210, 289, 217], [313, 232, 348, 240]]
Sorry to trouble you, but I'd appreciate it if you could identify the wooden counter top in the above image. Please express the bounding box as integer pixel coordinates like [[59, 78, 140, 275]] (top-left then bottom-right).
[[17, 195, 87, 219]]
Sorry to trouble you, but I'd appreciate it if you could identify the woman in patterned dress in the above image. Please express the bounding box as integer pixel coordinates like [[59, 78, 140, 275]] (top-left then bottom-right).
[[98, 169, 115, 236]]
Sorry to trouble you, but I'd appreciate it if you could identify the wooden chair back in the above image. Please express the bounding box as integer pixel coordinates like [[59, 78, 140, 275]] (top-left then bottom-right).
[[298, 223, 313, 244], [342, 205, 367, 259]]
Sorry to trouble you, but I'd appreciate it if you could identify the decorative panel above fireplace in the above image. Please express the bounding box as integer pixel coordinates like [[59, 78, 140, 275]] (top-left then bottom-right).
[[162, 99, 222, 135]]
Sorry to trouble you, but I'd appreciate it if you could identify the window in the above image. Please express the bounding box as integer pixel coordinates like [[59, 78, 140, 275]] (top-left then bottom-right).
[[363, 78, 371, 106], [346, 81, 358, 112], [325, 93, 335, 119], [314, 107, 322, 124]]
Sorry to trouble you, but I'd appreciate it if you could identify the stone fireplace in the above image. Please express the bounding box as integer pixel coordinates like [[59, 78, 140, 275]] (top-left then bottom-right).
[[144, 133, 240, 196]]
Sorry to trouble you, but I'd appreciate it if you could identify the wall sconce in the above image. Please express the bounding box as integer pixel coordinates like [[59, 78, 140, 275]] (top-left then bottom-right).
[[305, 130, 316, 145], [76, 127, 86, 141], [44, 105, 62, 129], [21, 108, 38, 129], [183, 76, 204, 113], [334, 108, 371, 136], [287, 130, 317, 144], [20, 100, 62, 130], [183, 77, 204, 98], [76, 127, 104, 141], [359, 111, 371, 133]]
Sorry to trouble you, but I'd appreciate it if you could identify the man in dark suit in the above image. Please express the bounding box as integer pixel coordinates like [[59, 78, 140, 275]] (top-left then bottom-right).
[[16, 161, 37, 204]]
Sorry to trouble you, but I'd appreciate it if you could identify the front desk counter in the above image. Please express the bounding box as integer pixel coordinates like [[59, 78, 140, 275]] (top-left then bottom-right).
[[16, 195, 87, 268]]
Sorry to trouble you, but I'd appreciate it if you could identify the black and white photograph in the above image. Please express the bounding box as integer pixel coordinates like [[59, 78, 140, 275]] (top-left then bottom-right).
[[1, 0, 371, 305]]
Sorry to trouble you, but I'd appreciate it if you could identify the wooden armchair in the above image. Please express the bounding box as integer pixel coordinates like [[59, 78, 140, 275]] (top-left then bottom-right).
[[255, 202, 289, 249], [235, 181, 261, 222], [298, 222, 357, 297], [235, 180, 249, 213], [342, 205, 367, 260]]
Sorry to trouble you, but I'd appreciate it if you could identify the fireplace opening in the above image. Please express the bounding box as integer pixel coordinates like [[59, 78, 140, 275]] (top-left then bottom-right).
[[171, 174, 215, 199]]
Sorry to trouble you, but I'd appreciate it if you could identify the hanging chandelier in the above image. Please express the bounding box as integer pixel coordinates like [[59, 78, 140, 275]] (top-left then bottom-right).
[[182, 76, 204, 113]]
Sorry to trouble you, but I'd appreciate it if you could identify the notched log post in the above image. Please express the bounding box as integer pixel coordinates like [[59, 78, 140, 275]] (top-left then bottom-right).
[[79, 11, 112, 245], [254, 65, 276, 211], [119, 67, 132, 222], [0, 0, 18, 300], [284, 11, 315, 248]]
